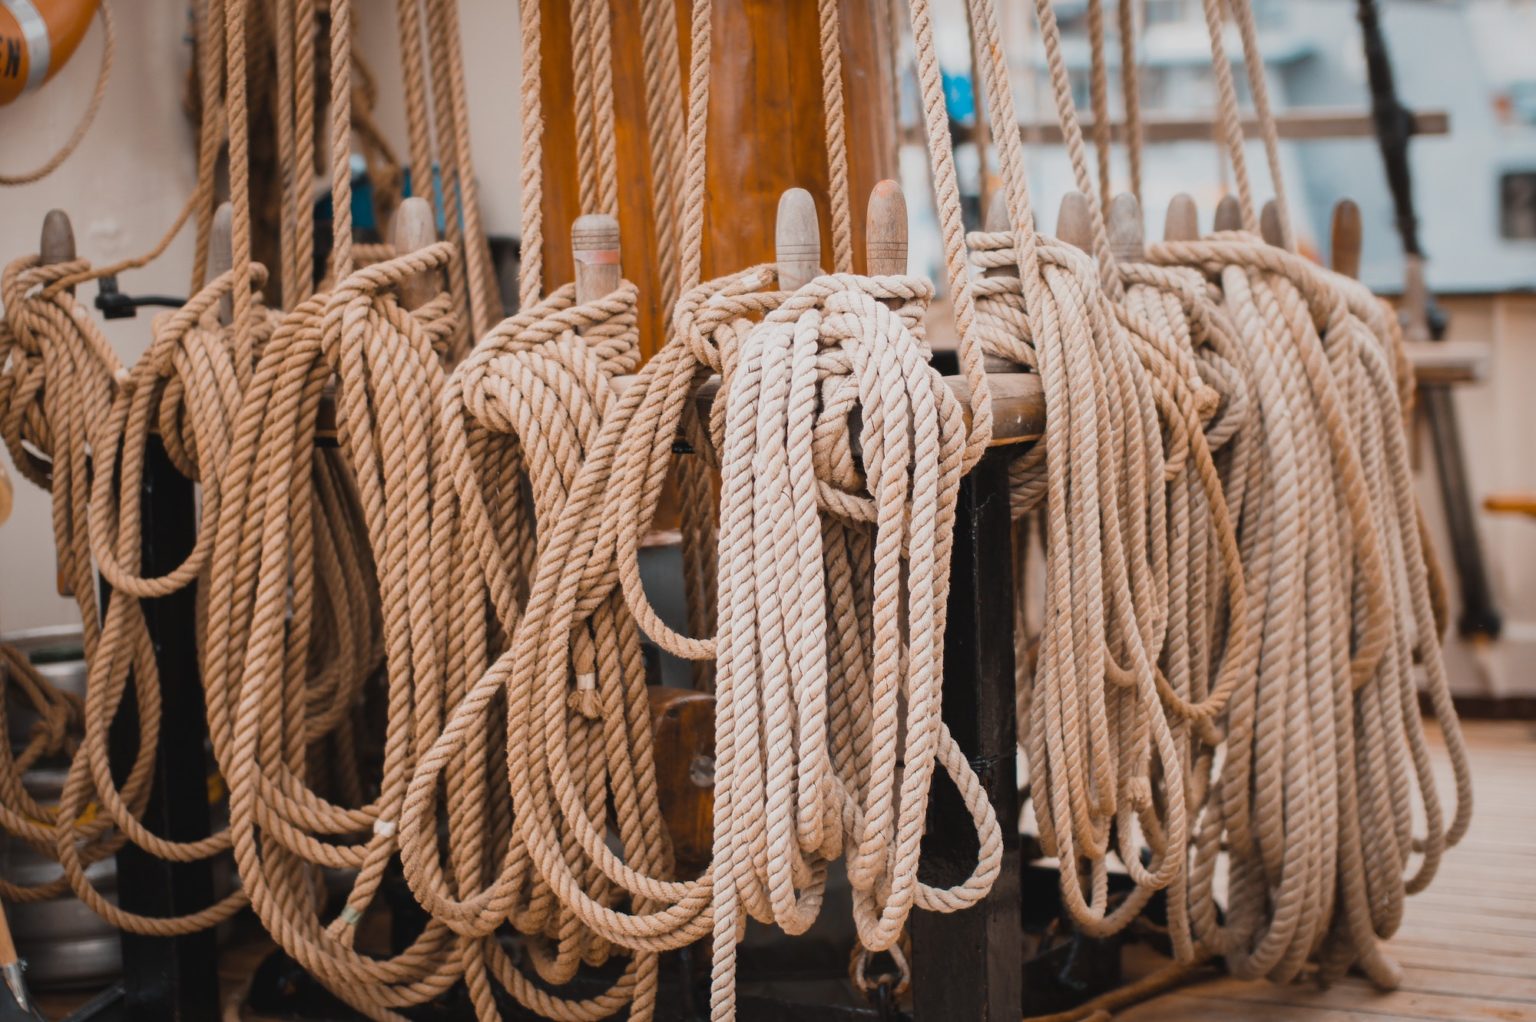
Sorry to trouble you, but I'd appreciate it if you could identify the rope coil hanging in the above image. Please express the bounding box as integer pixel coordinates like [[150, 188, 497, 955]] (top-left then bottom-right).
[[0, 2, 1479, 1021]]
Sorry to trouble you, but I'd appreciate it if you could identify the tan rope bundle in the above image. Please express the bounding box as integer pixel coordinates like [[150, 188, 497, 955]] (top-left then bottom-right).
[[704, 271, 1005, 1020], [412, 281, 684, 1022], [374, 0, 702, 1014], [1140, 0, 1468, 987], [204, 247, 464, 1020], [0, 0, 489, 981], [959, 0, 1201, 950], [0, 250, 279, 934], [1145, 231, 1472, 988], [0, 4, 1479, 1022], [388, 0, 1006, 1019], [952, 2, 1474, 1004], [193, 2, 487, 1017], [983, 0, 1473, 996], [0, 255, 135, 907]]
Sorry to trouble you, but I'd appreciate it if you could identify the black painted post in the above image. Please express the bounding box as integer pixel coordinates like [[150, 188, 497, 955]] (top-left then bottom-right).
[[106, 434, 221, 1022], [910, 447, 1023, 1022]]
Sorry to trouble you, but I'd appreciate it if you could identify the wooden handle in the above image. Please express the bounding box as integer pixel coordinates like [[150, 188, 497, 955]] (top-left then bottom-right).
[[1213, 194, 1243, 232], [40, 209, 76, 295], [1259, 199, 1286, 248], [0, 898, 16, 967], [572, 213, 622, 306], [1107, 193, 1144, 263], [210, 202, 234, 326], [1330, 198, 1362, 279], [775, 188, 820, 292], [0, 461, 12, 529], [981, 191, 1025, 373], [40, 211, 75, 597], [391, 197, 439, 311], [864, 180, 907, 276], [1164, 193, 1200, 242], [983, 190, 1012, 278], [1056, 191, 1093, 253]]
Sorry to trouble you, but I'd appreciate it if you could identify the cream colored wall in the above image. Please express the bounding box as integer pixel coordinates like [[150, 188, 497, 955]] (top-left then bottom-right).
[[1424, 294, 1536, 696]]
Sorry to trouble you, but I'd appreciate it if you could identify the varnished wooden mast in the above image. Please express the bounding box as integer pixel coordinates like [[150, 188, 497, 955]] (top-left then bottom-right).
[[537, 0, 898, 357]]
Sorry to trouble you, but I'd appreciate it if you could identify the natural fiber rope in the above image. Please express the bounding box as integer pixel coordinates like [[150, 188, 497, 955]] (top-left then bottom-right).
[[0, 6, 1476, 1022], [1086, 0, 1113, 211], [387, 2, 1004, 1020], [1147, 232, 1471, 985], [0, 0, 269, 926], [0, 0, 491, 982], [1119, 0, 1143, 205], [970, 3, 1470, 999], [1077, 0, 1146, 209], [1225, 0, 1293, 251], [964, 0, 1201, 950]]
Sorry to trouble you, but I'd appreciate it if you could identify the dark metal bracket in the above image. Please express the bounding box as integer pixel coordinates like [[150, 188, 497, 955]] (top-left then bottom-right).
[[93, 277, 188, 321]]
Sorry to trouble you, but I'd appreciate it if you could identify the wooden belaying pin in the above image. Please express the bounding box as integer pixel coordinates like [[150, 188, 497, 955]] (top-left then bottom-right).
[[391, 197, 439, 311], [1330, 198, 1362, 280], [982, 190, 1012, 279], [1055, 191, 1094, 254], [864, 180, 907, 277], [1213, 194, 1243, 233], [1259, 200, 1286, 248], [1107, 193, 1145, 263], [775, 188, 821, 292], [40, 210, 76, 296], [0, 451, 10, 528], [983, 190, 1024, 374], [572, 213, 622, 307], [210, 203, 234, 326], [1163, 193, 1200, 243], [40, 210, 75, 597]]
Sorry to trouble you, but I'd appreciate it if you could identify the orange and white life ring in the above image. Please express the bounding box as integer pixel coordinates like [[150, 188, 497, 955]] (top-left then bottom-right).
[[0, 0, 100, 106]]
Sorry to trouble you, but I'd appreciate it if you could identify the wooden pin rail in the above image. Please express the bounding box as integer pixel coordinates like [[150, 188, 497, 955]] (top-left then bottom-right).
[[928, 106, 1451, 147], [609, 183, 1048, 451], [32, 179, 1483, 1021]]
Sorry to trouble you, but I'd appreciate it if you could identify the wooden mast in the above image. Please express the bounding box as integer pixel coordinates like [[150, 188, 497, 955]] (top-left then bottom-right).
[[537, 0, 899, 357]]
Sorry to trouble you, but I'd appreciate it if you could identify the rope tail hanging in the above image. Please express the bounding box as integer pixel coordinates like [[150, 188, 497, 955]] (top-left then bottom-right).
[[0, 4, 1482, 1021], [400, 1, 1007, 1019], [1114, 0, 1472, 989], [961, 0, 1197, 947], [0, 0, 283, 938]]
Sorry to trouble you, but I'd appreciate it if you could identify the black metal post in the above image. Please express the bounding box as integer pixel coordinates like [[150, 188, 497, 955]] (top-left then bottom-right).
[[910, 448, 1023, 1022], [104, 434, 221, 1022], [1356, 0, 1501, 640]]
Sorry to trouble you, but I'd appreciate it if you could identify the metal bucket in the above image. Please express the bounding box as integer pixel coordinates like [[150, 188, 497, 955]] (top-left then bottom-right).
[[1, 628, 122, 989]]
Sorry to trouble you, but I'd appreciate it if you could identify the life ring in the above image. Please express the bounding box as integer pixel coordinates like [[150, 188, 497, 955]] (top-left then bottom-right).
[[0, 0, 100, 106]]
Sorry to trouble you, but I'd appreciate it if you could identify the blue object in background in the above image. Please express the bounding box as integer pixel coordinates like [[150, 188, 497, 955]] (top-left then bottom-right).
[[314, 154, 379, 231], [313, 155, 451, 237], [943, 70, 976, 125]]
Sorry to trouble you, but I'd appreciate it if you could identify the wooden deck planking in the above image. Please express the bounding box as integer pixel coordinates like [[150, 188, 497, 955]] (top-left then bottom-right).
[[1117, 720, 1536, 1022]]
